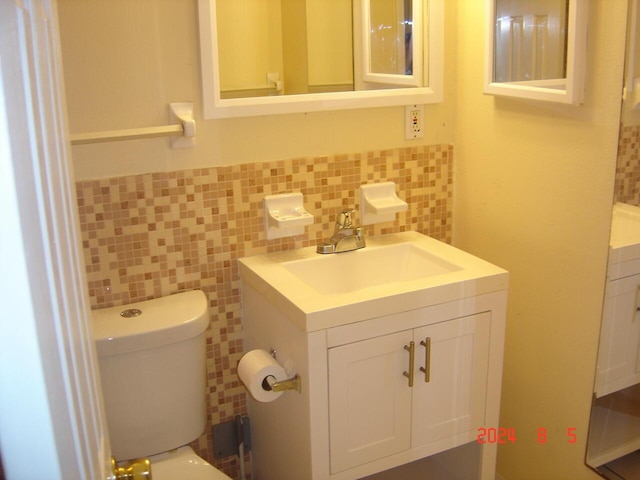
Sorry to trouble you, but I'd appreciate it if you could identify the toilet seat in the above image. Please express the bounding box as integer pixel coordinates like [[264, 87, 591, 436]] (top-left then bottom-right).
[[149, 446, 232, 480]]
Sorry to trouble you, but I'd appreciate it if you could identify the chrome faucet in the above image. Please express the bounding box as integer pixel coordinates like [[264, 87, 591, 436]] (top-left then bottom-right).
[[317, 209, 366, 254]]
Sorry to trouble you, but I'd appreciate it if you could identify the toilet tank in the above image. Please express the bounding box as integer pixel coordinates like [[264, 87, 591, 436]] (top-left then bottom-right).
[[92, 290, 209, 461]]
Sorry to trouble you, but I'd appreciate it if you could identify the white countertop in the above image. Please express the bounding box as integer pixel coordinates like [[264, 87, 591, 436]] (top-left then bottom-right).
[[239, 231, 509, 332], [610, 203, 640, 264]]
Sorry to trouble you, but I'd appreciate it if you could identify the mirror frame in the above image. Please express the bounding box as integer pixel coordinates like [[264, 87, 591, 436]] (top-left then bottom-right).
[[483, 0, 588, 105], [198, 0, 444, 119]]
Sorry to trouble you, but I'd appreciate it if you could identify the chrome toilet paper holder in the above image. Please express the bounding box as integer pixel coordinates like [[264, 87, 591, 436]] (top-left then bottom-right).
[[263, 348, 302, 393], [263, 373, 302, 394]]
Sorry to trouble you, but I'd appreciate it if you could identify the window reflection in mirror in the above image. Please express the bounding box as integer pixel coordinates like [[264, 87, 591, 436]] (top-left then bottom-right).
[[369, 0, 414, 76], [493, 0, 568, 86], [358, 0, 423, 88], [215, 0, 425, 100]]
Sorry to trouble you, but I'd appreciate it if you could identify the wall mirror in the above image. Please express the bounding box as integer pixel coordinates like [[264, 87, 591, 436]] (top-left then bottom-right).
[[585, 1, 640, 478], [198, 0, 443, 118], [484, 0, 588, 105]]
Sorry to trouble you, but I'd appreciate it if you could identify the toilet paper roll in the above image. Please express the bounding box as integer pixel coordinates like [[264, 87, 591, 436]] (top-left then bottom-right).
[[238, 349, 286, 403]]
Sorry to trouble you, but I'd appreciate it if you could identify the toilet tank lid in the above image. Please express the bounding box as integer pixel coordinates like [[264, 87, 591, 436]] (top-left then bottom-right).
[[92, 290, 208, 357]]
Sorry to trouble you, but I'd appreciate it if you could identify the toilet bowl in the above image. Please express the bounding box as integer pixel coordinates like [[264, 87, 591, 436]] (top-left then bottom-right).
[[92, 290, 232, 480]]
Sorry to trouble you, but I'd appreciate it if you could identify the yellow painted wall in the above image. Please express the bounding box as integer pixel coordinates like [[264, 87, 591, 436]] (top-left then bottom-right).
[[58, 0, 454, 180], [216, 0, 284, 91], [281, 0, 309, 94], [306, 0, 353, 87], [454, 1, 626, 478]]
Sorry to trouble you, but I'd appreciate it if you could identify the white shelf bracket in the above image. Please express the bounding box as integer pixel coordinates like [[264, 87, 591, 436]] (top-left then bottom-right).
[[169, 102, 196, 149]]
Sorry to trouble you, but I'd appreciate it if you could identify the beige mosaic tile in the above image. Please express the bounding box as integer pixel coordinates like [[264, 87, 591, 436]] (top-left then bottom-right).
[[76, 144, 453, 478], [616, 123, 640, 205]]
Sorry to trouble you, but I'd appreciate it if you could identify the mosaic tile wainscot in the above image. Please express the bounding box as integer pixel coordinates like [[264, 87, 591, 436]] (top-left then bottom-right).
[[76, 144, 453, 478], [616, 123, 640, 205]]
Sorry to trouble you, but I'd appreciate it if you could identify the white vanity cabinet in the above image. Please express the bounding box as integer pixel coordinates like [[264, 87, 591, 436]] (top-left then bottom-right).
[[328, 313, 491, 474], [595, 204, 640, 398], [588, 204, 640, 467], [595, 274, 640, 397], [238, 232, 508, 480]]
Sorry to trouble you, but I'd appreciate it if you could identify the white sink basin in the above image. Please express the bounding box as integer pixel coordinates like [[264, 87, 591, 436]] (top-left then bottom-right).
[[239, 231, 508, 332], [283, 243, 462, 295]]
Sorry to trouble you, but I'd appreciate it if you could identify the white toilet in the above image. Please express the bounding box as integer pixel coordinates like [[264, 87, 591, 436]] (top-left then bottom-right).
[[92, 290, 232, 480]]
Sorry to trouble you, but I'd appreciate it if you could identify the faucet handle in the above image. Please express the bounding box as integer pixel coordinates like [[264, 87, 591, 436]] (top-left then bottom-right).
[[335, 209, 355, 229]]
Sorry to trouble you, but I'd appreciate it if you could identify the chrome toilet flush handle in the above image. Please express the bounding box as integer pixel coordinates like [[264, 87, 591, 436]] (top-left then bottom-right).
[[111, 456, 152, 480]]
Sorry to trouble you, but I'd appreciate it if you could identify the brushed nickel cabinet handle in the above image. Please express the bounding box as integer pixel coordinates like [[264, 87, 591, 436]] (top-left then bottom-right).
[[420, 337, 431, 383], [403, 341, 415, 387]]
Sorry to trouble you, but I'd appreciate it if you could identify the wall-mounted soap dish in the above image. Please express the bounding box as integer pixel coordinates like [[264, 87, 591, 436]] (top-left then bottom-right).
[[264, 193, 314, 240], [359, 182, 408, 225]]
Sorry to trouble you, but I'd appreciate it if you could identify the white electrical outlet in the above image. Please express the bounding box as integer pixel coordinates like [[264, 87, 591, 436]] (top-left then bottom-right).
[[405, 104, 424, 139]]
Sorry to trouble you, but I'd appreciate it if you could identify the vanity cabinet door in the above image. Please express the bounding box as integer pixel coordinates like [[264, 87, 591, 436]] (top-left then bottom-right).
[[411, 313, 491, 448], [596, 274, 640, 397], [328, 330, 413, 474], [328, 313, 492, 474]]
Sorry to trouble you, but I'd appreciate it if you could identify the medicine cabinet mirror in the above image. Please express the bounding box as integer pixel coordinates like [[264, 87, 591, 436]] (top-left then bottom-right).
[[585, 0, 640, 478], [484, 0, 588, 105], [198, 0, 443, 118]]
